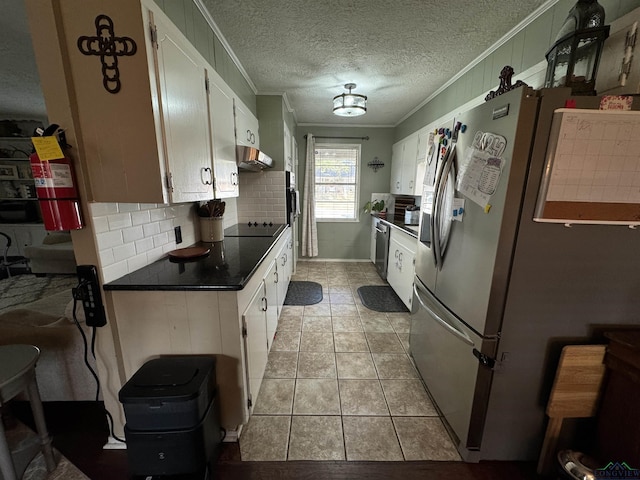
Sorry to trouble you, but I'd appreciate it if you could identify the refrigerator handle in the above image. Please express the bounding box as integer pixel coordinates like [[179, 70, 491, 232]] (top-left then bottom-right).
[[430, 145, 449, 267], [437, 146, 457, 263], [413, 283, 473, 346]]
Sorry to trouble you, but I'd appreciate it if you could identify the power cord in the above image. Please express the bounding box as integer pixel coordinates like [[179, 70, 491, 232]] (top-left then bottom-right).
[[71, 282, 126, 444]]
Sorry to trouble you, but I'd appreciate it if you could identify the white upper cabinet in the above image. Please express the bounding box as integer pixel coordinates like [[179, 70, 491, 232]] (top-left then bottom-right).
[[207, 70, 239, 198], [31, 0, 248, 203], [151, 11, 213, 203], [390, 133, 419, 195], [234, 99, 260, 149], [283, 123, 293, 172]]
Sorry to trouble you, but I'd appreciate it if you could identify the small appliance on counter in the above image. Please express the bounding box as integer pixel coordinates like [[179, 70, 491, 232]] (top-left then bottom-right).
[[404, 205, 420, 225]]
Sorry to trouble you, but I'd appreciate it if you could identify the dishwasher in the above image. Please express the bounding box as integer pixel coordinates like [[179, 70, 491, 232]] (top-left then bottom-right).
[[374, 219, 390, 280]]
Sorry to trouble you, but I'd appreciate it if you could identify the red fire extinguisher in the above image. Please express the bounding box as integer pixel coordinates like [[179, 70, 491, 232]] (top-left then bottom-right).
[[30, 125, 83, 231]]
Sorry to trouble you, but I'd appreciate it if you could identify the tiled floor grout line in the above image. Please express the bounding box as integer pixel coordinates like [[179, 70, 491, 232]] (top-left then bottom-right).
[[244, 262, 460, 461]]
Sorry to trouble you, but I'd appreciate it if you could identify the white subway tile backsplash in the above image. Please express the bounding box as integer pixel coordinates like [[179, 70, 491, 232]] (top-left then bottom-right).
[[146, 245, 165, 263], [131, 210, 151, 226], [135, 236, 154, 254], [162, 243, 176, 254], [143, 222, 161, 237], [117, 203, 141, 213], [93, 216, 110, 234], [91, 198, 234, 282], [99, 249, 115, 267], [159, 219, 174, 233], [113, 243, 137, 262], [149, 208, 166, 222], [107, 212, 132, 230], [96, 230, 124, 250], [127, 253, 148, 272], [102, 260, 129, 284], [153, 232, 169, 248], [90, 203, 118, 217], [122, 225, 144, 244]]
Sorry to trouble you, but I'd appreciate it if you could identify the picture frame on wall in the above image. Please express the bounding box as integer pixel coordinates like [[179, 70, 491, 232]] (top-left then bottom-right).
[[0, 165, 18, 179]]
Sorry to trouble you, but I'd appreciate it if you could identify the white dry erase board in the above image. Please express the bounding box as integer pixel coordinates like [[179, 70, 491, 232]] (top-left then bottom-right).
[[534, 108, 640, 225]]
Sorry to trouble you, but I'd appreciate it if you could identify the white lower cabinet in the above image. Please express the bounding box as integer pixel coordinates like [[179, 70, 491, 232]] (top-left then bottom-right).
[[109, 227, 293, 432], [242, 285, 268, 413], [275, 235, 293, 317], [387, 229, 417, 309], [264, 260, 279, 351]]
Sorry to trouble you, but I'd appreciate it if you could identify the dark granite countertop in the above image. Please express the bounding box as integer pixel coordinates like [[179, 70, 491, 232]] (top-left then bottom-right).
[[374, 214, 419, 239], [104, 226, 289, 292]]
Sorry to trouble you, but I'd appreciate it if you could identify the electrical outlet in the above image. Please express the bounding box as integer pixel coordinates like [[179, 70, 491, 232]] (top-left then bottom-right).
[[76, 265, 107, 327], [174, 226, 182, 244]]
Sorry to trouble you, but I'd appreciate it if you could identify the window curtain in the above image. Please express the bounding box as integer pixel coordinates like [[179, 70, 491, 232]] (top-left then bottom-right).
[[301, 133, 318, 257]]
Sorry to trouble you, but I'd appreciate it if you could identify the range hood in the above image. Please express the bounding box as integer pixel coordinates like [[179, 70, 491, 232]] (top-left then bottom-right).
[[236, 146, 273, 171]]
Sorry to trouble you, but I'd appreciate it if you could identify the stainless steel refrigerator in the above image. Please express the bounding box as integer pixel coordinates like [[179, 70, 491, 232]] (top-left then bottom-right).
[[410, 87, 640, 461]]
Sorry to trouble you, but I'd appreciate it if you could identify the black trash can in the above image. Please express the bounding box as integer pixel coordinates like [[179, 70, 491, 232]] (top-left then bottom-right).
[[119, 355, 221, 477]]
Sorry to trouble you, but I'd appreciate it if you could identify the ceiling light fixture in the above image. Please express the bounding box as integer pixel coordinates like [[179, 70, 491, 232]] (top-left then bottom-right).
[[333, 83, 367, 117]]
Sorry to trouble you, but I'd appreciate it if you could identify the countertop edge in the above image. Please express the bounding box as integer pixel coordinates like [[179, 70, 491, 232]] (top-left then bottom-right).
[[104, 226, 290, 292], [374, 214, 419, 239]]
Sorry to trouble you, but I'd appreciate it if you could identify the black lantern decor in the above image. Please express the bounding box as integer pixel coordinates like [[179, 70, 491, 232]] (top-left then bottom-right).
[[544, 0, 609, 95]]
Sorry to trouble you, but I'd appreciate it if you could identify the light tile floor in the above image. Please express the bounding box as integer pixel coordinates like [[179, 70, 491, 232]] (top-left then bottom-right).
[[239, 260, 461, 462]]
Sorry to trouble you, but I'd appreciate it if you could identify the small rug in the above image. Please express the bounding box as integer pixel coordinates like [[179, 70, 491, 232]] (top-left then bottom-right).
[[5, 421, 89, 480], [357, 285, 409, 313], [0, 274, 77, 314], [284, 281, 323, 306]]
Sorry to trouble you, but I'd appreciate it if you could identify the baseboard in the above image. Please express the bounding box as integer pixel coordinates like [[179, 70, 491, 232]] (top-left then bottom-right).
[[223, 425, 240, 443], [103, 436, 127, 450]]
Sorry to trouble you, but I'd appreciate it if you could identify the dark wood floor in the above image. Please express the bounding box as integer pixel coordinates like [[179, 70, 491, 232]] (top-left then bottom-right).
[[8, 401, 545, 480]]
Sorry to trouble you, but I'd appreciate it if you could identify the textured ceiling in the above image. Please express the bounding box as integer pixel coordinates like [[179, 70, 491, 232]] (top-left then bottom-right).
[[1, 0, 549, 124], [201, 0, 548, 126]]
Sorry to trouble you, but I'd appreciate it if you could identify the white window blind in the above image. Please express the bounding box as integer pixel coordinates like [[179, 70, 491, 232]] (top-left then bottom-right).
[[314, 144, 360, 221]]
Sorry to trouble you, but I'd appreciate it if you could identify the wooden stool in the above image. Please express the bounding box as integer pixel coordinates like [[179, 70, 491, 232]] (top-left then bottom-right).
[[536, 344, 606, 476], [0, 344, 56, 480]]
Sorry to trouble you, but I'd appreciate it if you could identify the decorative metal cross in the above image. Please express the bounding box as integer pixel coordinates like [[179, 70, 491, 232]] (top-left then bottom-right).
[[77, 14, 137, 94]]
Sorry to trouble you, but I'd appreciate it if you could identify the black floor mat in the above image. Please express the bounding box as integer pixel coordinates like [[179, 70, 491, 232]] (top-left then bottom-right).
[[357, 285, 409, 313], [284, 281, 323, 306]]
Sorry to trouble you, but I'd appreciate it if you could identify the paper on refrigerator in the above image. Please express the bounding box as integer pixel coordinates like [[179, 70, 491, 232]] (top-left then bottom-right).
[[456, 146, 506, 209]]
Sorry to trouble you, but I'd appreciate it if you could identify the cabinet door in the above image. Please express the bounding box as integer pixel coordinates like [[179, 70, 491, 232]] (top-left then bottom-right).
[[285, 234, 294, 284], [401, 134, 419, 194], [387, 236, 403, 296], [264, 260, 279, 350], [207, 71, 239, 198], [275, 247, 288, 317], [416, 130, 430, 162], [387, 231, 417, 309], [370, 218, 378, 263], [291, 136, 298, 176], [243, 284, 268, 410], [153, 14, 212, 202], [390, 142, 403, 194], [283, 124, 292, 172], [234, 99, 260, 148]]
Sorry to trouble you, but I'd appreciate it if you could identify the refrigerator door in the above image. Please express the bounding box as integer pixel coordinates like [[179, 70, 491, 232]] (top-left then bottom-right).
[[410, 276, 496, 455], [431, 88, 538, 337]]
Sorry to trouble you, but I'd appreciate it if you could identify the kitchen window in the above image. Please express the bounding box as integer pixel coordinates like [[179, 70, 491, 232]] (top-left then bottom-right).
[[314, 144, 360, 222]]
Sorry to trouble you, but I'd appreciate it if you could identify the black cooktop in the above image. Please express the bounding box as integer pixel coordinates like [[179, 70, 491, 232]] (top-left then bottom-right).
[[224, 222, 285, 237]]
